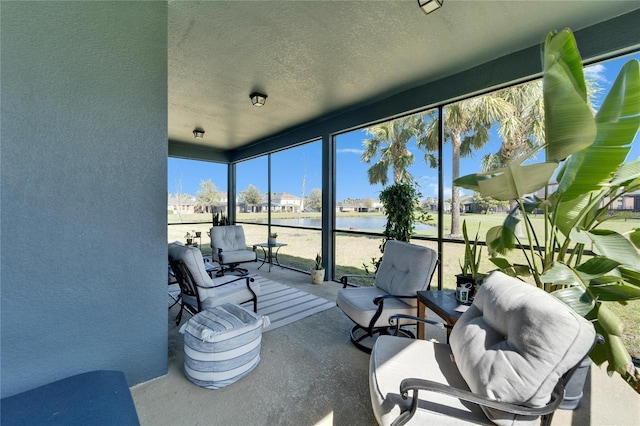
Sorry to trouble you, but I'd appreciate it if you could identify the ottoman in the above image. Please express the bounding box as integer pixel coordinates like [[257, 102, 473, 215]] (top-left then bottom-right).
[[179, 303, 265, 389]]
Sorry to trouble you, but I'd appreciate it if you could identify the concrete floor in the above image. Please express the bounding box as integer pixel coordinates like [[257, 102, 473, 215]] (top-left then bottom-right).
[[131, 263, 640, 426]]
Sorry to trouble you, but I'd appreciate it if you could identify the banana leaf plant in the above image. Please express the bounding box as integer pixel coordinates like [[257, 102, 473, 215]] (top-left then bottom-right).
[[455, 29, 640, 392]]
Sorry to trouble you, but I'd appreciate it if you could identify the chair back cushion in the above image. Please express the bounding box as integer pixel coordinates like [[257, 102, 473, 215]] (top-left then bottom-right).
[[450, 271, 596, 426], [168, 243, 212, 294], [374, 240, 437, 299], [210, 226, 248, 253]]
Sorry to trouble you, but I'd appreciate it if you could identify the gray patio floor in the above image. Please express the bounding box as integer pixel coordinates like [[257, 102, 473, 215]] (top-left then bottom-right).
[[131, 262, 639, 425]]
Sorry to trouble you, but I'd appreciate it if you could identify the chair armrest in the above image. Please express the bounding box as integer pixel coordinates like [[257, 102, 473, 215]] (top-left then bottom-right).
[[388, 314, 452, 335], [340, 274, 375, 288], [366, 294, 419, 332], [198, 276, 255, 289], [392, 378, 564, 426]]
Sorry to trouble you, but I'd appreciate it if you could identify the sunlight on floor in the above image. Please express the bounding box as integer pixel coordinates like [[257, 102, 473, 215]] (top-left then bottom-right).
[[314, 411, 334, 426]]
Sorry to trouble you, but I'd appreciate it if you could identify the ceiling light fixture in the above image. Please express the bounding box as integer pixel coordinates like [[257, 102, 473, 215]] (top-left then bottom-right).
[[418, 0, 443, 15], [193, 129, 205, 139], [249, 92, 268, 107]]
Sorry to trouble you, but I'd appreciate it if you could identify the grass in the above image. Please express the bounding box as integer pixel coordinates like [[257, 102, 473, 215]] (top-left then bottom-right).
[[168, 212, 639, 358]]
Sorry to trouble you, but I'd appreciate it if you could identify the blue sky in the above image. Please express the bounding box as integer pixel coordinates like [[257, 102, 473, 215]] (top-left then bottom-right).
[[169, 53, 640, 202]]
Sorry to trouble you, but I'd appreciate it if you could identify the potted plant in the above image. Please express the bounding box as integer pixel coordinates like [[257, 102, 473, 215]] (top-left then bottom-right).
[[310, 253, 325, 284], [184, 231, 194, 246], [268, 232, 278, 245], [455, 29, 640, 393], [365, 181, 431, 273], [456, 220, 485, 302]]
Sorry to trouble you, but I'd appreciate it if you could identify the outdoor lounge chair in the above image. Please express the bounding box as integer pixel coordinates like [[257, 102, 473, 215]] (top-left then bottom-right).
[[336, 240, 438, 353], [369, 271, 597, 426], [168, 242, 259, 325], [209, 225, 257, 276]]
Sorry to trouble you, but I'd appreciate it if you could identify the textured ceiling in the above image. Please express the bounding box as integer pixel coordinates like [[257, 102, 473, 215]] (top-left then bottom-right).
[[168, 0, 640, 152]]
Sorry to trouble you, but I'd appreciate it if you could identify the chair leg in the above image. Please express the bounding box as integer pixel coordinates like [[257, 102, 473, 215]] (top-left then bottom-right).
[[175, 301, 184, 325], [349, 324, 415, 353], [169, 295, 181, 310]]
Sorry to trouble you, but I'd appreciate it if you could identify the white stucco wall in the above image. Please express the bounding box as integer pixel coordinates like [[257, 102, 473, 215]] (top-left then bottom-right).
[[1, 1, 168, 396]]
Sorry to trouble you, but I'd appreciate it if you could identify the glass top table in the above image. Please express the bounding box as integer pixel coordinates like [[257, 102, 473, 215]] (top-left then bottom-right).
[[252, 242, 287, 272], [417, 290, 465, 342]]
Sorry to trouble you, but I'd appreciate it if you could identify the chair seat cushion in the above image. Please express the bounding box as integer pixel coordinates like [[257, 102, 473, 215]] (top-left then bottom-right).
[[370, 336, 488, 426], [201, 277, 260, 309], [219, 249, 256, 264], [337, 287, 416, 328], [180, 304, 264, 389]]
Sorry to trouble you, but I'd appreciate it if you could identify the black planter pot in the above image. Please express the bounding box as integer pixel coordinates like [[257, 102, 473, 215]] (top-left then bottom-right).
[[455, 274, 485, 302]]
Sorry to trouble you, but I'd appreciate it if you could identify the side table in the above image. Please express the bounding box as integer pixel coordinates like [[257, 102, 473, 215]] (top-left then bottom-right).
[[417, 290, 465, 342], [252, 242, 287, 272]]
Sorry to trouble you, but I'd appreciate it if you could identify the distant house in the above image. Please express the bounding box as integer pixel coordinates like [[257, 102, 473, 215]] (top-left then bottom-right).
[[168, 193, 196, 214], [238, 192, 303, 213], [337, 198, 382, 213], [168, 193, 227, 214], [606, 190, 640, 212]]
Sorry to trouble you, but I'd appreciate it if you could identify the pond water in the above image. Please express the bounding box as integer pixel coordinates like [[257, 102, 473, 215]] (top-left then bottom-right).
[[270, 216, 436, 233]]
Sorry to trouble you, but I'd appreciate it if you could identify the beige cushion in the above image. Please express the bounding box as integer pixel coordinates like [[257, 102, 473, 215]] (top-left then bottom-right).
[[375, 240, 437, 296], [210, 226, 256, 264], [449, 271, 596, 426], [370, 336, 488, 426], [168, 242, 210, 289], [336, 240, 437, 328], [168, 242, 259, 307], [337, 287, 416, 328]]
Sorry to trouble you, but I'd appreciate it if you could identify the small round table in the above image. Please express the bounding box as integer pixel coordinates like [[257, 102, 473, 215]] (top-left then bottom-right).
[[252, 242, 287, 272]]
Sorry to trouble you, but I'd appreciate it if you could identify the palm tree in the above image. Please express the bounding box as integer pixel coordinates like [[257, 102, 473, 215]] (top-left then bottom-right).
[[361, 114, 427, 186], [482, 81, 545, 171], [419, 96, 513, 237]]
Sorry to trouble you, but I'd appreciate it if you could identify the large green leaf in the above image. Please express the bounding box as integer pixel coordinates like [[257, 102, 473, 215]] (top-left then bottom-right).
[[475, 161, 557, 201], [554, 194, 594, 237], [630, 229, 640, 249], [619, 266, 640, 288], [586, 229, 640, 267], [589, 281, 640, 301], [542, 30, 597, 162], [555, 60, 640, 200], [597, 59, 640, 122], [576, 256, 620, 275], [551, 286, 594, 316], [486, 224, 517, 256], [610, 158, 640, 186]]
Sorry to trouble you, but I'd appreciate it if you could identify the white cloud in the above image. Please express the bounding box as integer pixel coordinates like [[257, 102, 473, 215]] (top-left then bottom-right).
[[585, 63, 610, 85], [337, 148, 364, 155], [422, 181, 451, 199]]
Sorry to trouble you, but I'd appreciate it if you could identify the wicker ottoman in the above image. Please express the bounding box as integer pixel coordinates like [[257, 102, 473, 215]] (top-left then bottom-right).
[[179, 303, 264, 389]]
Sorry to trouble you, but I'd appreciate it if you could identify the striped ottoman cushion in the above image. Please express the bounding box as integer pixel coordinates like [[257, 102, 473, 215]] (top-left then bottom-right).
[[179, 303, 264, 389]]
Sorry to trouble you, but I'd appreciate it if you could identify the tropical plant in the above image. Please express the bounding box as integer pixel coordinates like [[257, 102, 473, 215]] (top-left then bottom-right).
[[365, 182, 431, 273], [460, 220, 483, 280], [313, 253, 323, 270], [211, 211, 230, 226], [419, 94, 513, 237], [455, 29, 640, 392], [361, 114, 427, 186]]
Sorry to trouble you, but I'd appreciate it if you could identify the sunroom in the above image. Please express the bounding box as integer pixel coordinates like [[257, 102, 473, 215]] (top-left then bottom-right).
[[2, 1, 639, 424]]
